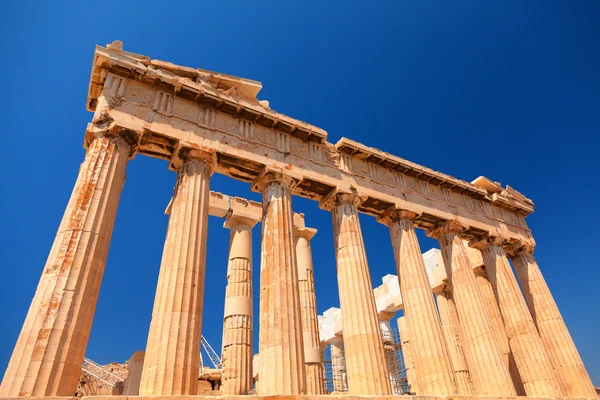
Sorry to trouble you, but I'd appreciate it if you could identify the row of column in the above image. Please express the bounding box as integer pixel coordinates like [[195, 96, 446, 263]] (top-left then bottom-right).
[[392, 218, 596, 398], [324, 211, 595, 399], [0, 133, 595, 398], [142, 168, 328, 396]]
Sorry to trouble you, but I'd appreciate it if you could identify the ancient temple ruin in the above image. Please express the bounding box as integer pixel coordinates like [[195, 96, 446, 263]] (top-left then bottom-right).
[[1, 41, 597, 399]]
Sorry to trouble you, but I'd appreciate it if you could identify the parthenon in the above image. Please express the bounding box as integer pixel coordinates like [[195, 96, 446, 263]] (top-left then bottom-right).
[[0, 41, 597, 400]]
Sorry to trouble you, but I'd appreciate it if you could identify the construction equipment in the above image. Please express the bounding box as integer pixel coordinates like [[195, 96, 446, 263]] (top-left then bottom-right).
[[201, 335, 222, 370], [81, 357, 125, 388], [81, 334, 222, 386], [380, 324, 408, 394]]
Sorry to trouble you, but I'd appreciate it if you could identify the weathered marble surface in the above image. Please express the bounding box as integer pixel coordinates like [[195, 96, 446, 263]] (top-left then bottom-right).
[[325, 193, 391, 395], [140, 157, 213, 396], [0, 135, 131, 397], [256, 172, 306, 395], [430, 222, 516, 397], [221, 215, 258, 395], [384, 211, 457, 396], [295, 223, 325, 395]]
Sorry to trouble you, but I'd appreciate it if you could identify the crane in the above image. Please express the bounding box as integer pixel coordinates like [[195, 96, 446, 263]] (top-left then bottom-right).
[[80, 357, 125, 389], [81, 334, 222, 386], [200, 335, 222, 370]]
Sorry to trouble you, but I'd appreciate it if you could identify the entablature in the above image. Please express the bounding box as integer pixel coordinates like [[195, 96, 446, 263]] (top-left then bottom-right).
[[88, 42, 327, 145], [85, 42, 536, 244], [336, 138, 487, 199]]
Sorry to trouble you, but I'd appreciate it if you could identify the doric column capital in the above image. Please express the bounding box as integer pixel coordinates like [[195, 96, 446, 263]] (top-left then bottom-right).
[[171, 146, 217, 174], [108, 134, 133, 152], [426, 220, 468, 239], [224, 212, 260, 230], [85, 124, 140, 158], [318, 187, 366, 211], [377, 207, 419, 226], [469, 235, 506, 251], [294, 226, 317, 241], [252, 167, 299, 193], [178, 158, 213, 177], [505, 241, 536, 258]]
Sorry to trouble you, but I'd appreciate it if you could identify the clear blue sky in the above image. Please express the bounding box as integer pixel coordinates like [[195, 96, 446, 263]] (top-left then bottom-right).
[[1, 0, 599, 385]]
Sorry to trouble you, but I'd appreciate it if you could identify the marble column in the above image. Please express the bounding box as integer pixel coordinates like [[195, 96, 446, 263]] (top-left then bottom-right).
[[382, 210, 457, 395], [221, 214, 257, 395], [397, 316, 417, 394], [428, 221, 515, 396], [378, 313, 402, 395], [321, 192, 391, 395], [473, 266, 524, 395], [473, 237, 563, 397], [0, 133, 132, 398], [512, 247, 596, 398], [433, 287, 474, 395], [295, 225, 325, 394], [139, 153, 214, 396], [254, 171, 305, 395], [329, 337, 347, 393]]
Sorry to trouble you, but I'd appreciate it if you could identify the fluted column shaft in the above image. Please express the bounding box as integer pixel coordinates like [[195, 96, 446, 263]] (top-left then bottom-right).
[[221, 215, 257, 395], [385, 212, 457, 395], [429, 222, 515, 396], [295, 227, 325, 394], [473, 266, 524, 394], [434, 288, 474, 395], [329, 338, 347, 393], [0, 135, 131, 397], [397, 316, 417, 394], [475, 239, 562, 397], [139, 156, 213, 396], [472, 267, 510, 362], [256, 173, 305, 395], [512, 249, 596, 397], [326, 193, 391, 395]]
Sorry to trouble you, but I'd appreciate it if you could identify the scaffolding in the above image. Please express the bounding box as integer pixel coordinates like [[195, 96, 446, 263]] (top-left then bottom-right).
[[200, 335, 222, 371], [81, 357, 125, 388], [322, 324, 409, 395], [323, 341, 348, 393], [77, 357, 125, 396], [381, 323, 410, 395], [331, 342, 348, 393], [323, 350, 333, 393]]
